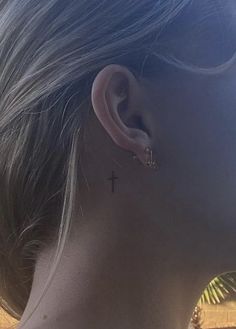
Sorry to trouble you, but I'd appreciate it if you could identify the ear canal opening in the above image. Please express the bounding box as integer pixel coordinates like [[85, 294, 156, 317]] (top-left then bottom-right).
[[125, 114, 151, 137], [117, 100, 151, 137]]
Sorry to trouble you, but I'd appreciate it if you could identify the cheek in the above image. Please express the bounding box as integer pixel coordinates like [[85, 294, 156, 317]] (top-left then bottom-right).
[[153, 76, 236, 227], [155, 73, 236, 171]]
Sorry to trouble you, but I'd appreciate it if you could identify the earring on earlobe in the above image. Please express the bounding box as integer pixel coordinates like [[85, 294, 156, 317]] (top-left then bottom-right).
[[132, 147, 159, 170], [144, 146, 159, 170]]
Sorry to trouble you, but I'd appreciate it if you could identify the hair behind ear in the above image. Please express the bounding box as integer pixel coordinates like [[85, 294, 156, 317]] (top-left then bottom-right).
[[0, 0, 198, 326]]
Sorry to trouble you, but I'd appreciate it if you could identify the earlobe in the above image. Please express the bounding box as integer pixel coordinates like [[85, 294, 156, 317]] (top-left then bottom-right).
[[91, 64, 152, 164]]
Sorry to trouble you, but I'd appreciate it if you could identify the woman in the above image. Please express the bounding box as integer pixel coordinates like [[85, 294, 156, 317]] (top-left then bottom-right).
[[1, 0, 236, 328]]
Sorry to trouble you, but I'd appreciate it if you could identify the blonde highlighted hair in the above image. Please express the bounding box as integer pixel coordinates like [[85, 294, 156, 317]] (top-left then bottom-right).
[[0, 0, 235, 327]]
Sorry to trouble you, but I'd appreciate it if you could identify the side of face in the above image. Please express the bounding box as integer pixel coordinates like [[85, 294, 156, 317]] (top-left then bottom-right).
[[90, 0, 236, 273], [145, 0, 236, 232], [145, 62, 236, 231]]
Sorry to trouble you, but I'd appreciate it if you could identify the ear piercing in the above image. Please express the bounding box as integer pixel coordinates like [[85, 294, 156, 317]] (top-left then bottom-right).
[[132, 147, 159, 170], [144, 146, 159, 170]]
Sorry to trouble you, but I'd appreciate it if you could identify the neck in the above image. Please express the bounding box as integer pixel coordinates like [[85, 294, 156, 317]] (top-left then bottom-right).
[[17, 204, 216, 329]]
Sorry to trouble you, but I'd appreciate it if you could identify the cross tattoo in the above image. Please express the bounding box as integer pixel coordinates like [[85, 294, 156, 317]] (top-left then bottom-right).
[[108, 170, 118, 193]]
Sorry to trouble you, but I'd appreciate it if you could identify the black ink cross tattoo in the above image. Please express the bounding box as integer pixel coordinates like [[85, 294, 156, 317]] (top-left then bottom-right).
[[108, 170, 118, 193]]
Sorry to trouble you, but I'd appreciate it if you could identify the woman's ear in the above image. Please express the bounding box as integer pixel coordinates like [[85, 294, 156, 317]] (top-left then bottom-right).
[[91, 64, 152, 164]]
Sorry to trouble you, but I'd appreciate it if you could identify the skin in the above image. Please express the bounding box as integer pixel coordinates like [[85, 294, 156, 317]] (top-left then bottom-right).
[[17, 1, 236, 329]]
